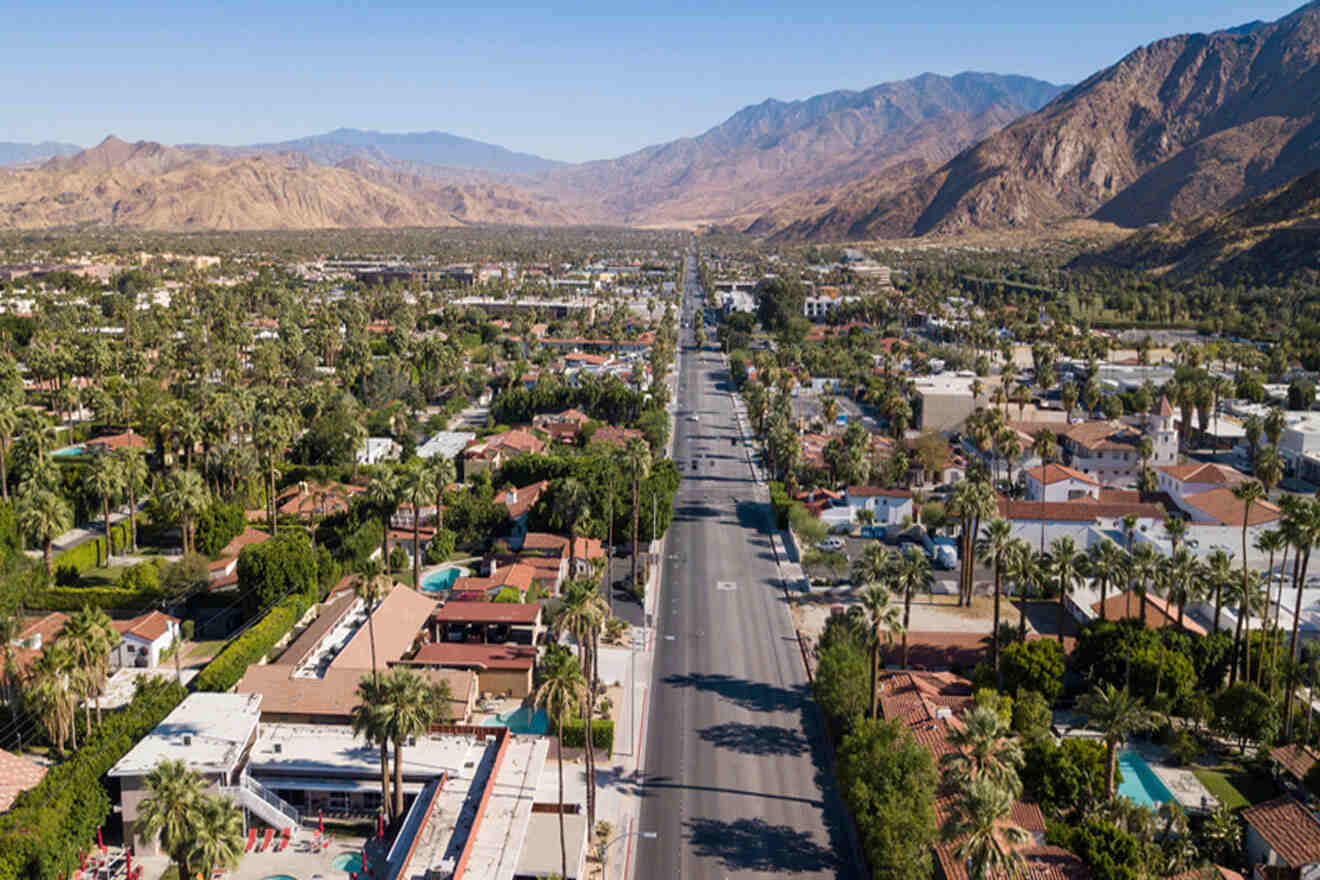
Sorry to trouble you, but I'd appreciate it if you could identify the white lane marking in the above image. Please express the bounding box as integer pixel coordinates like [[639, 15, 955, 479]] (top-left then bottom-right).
[[716, 581, 737, 591]]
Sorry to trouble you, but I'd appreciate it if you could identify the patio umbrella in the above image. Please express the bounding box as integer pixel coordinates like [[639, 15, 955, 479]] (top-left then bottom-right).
[[377, 814, 384, 838], [125, 850, 131, 879], [318, 811, 324, 835], [79, 850, 85, 872], [96, 828, 103, 850]]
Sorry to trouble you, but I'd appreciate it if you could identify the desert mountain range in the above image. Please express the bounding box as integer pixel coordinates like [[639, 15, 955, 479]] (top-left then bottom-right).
[[2, 2, 1318, 238]]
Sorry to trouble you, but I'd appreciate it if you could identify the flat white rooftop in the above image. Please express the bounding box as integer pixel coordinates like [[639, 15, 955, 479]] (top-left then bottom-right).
[[109, 692, 261, 778], [249, 723, 486, 784], [462, 736, 549, 880]]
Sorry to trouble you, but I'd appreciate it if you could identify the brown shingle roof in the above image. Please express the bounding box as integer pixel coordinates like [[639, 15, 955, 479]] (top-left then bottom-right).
[[329, 585, 435, 672], [936, 842, 1089, 880], [1272, 744, 1320, 782], [1090, 590, 1208, 636], [237, 664, 474, 723], [996, 498, 1166, 522], [273, 592, 359, 669], [432, 602, 541, 625], [1242, 796, 1320, 867]]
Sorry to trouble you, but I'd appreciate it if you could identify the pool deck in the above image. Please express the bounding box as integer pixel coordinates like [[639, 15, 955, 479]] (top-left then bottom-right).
[[132, 830, 380, 880], [1126, 741, 1220, 812]]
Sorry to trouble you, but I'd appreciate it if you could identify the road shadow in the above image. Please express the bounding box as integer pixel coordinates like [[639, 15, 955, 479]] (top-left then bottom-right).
[[697, 722, 810, 756], [660, 672, 807, 713], [684, 817, 839, 873], [735, 499, 775, 532]]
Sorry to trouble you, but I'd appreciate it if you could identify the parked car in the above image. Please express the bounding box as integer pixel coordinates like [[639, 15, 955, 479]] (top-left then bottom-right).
[[931, 537, 958, 570], [818, 537, 845, 551]]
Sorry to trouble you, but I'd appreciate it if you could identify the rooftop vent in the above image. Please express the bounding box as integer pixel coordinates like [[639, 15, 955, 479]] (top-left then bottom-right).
[[183, 735, 192, 746], [273, 743, 282, 754]]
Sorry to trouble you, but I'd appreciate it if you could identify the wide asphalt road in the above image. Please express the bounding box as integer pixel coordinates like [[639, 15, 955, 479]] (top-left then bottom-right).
[[635, 255, 860, 879]]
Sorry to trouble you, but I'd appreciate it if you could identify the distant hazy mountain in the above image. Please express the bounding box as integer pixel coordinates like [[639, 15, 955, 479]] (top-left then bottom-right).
[[0, 141, 82, 166], [250, 128, 564, 176], [538, 71, 1066, 223], [757, 1, 1320, 241], [0, 136, 578, 230]]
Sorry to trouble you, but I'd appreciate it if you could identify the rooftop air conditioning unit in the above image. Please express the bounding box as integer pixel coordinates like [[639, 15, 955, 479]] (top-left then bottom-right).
[[408, 736, 417, 747], [183, 735, 192, 746], [273, 743, 282, 754]]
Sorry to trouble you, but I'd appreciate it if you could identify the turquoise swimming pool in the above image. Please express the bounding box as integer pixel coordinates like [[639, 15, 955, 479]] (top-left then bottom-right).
[[420, 567, 461, 593], [52, 445, 86, 457], [332, 852, 363, 873], [488, 706, 549, 735], [1116, 750, 1175, 807]]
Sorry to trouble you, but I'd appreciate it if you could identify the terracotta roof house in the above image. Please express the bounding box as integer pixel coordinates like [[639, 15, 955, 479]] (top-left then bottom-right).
[[276, 481, 365, 518], [110, 611, 181, 668], [219, 527, 269, 557], [0, 748, 46, 812], [453, 561, 538, 600], [408, 643, 537, 698], [497, 480, 549, 545], [7, 612, 68, 679], [85, 431, 148, 452], [330, 584, 437, 671], [1272, 744, 1320, 787], [462, 429, 545, 476], [1090, 590, 1207, 636], [1024, 463, 1100, 502], [1243, 796, 1320, 872], [237, 665, 475, 725], [588, 425, 644, 449], [1179, 488, 1282, 527], [936, 844, 1090, 880]]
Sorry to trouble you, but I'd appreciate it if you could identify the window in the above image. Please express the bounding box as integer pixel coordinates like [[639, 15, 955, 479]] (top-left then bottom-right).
[[329, 790, 349, 811]]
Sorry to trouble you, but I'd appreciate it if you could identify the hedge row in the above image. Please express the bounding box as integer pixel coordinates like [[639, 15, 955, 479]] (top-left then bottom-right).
[[560, 718, 614, 754], [769, 481, 791, 530], [32, 584, 160, 612], [52, 522, 131, 573], [0, 677, 185, 880], [192, 593, 312, 692]]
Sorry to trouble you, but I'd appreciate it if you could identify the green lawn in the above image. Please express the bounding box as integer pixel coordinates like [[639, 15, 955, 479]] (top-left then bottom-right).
[[186, 639, 227, 660], [1193, 759, 1279, 811]]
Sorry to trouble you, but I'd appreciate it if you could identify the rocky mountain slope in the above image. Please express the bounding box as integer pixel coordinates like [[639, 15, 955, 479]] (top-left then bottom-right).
[[0, 137, 576, 230], [757, 1, 1320, 241], [537, 72, 1064, 223], [1079, 168, 1320, 279], [247, 128, 563, 176]]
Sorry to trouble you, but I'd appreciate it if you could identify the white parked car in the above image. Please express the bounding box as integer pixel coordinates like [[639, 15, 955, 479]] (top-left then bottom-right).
[[818, 537, 845, 551]]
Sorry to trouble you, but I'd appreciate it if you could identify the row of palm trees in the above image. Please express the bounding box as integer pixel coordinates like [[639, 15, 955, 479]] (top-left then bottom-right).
[[20, 605, 119, 754]]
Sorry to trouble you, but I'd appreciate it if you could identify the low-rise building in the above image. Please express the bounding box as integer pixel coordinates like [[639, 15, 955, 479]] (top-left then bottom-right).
[[109, 611, 180, 669], [1242, 795, 1320, 875], [1023, 463, 1100, 502]]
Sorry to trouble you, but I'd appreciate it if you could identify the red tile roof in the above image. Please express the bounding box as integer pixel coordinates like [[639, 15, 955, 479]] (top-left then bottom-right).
[[1242, 796, 1320, 867], [0, 748, 46, 812], [220, 527, 269, 557], [113, 610, 177, 643], [1158, 462, 1247, 485], [86, 431, 148, 451], [876, 670, 974, 726], [1272, 744, 1320, 782], [996, 498, 1166, 522], [936, 843, 1089, 880], [1025, 463, 1099, 486], [498, 481, 548, 520], [1181, 487, 1282, 527], [588, 425, 644, 448], [1091, 590, 1207, 636], [432, 603, 542, 625], [410, 643, 536, 671], [846, 485, 913, 498]]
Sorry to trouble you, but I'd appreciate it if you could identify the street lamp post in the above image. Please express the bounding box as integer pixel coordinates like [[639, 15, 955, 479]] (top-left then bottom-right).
[[601, 830, 657, 878]]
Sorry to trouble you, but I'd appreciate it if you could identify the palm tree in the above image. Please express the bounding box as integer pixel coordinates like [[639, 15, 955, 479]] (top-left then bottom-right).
[[0, 611, 20, 703], [351, 673, 395, 821], [535, 648, 586, 880], [83, 453, 123, 565], [420, 455, 457, 530], [940, 703, 1025, 796], [622, 437, 651, 595], [555, 579, 608, 825], [1077, 684, 1160, 800], [367, 469, 402, 574], [553, 477, 592, 575], [398, 463, 429, 592], [160, 468, 208, 555], [998, 430, 1023, 495], [1047, 536, 1082, 646], [1255, 529, 1286, 687], [113, 446, 149, 552], [892, 545, 934, 668], [1232, 481, 1265, 684], [940, 776, 1028, 880], [186, 795, 246, 879], [25, 645, 76, 754], [949, 477, 995, 606], [16, 486, 71, 574], [136, 759, 207, 880], [0, 397, 17, 502], [352, 559, 391, 685], [857, 583, 901, 718], [381, 667, 445, 818], [1001, 539, 1036, 638], [1130, 543, 1161, 627], [1205, 548, 1234, 636], [977, 518, 1014, 676], [1087, 539, 1123, 622], [1256, 446, 1284, 495], [59, 606, 116, 730], [1030, 429, 1058, 552]]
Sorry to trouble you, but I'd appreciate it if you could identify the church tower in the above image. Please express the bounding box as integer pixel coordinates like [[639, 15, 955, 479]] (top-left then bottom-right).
[[1145, 395, 1178, 466]]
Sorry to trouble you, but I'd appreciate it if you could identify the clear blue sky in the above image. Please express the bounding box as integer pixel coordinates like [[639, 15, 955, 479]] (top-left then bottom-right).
[[1, 0, 1301, 162]]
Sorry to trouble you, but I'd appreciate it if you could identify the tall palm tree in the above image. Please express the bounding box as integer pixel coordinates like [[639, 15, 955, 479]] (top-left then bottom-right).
[[940, 776, 1028, 880], [1130, 543, 1160, 627], [553, 477, 592, 575], [397, 463, 429, 593], [59, 606, 116, 731], [1120, 514, 1139, 617], [1205, 548, 1234, 636], [892, 545, 935, 668], [1001, 539, 1036, 638], [187, 795, 246, 879], [381, 667, 444, 818], [420, 455, 456, 530], [1047, 536, 1082, 646], [1077, 684, 1160, 800], [137, 759, 207, 880], [1030, 429, 1058, 552], [16, 486, 71, 574], [160, 468, 208, 555], [977, 518, 1014, 676], [949, 477, 995, 607], [940, 703, 1024, 795], [25, 644, 76, 754], [1087, 539, 1123, 622], [113, 446, 149, 552], [535, 648, 586, 880], [555, 579, 608, 825], [352, 559, 391, 685], [351, 673, 395, 821], [83, 453, 123, 565], [0, 396, 17, 502], [1255, 530, 1286, 687], [622, 437, 651, 595], [367, 468, 402, 574], [857, 583, 901, 718], [1231, 481, 1265, 683]]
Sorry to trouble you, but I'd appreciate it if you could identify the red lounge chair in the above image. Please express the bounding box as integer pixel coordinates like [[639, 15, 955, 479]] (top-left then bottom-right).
[[244, 829, 257, 853], [276, 829, 291, 852], [258, 829, 274, 852]]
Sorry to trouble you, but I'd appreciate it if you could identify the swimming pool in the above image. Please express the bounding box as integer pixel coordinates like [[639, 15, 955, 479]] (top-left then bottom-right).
[[1116, 750, 1175, 807], [420, 567, 461, 593], [487, 706, 549, 735], [52, 445, 86, 457], [332, 852, 363, 873]]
